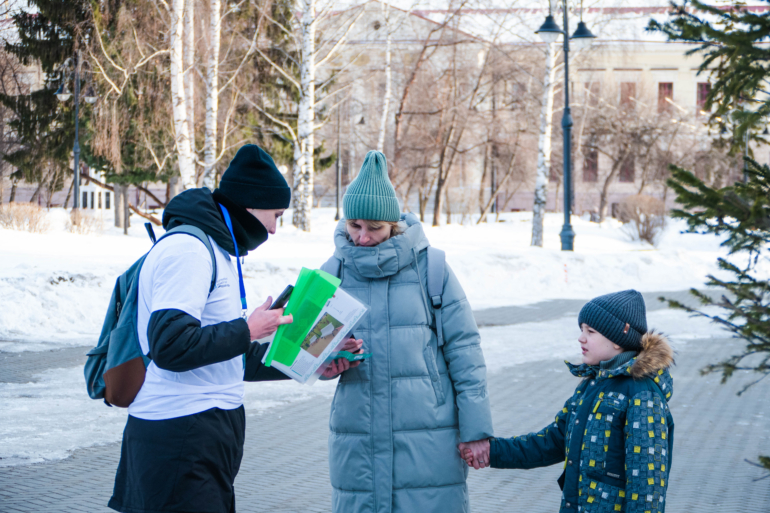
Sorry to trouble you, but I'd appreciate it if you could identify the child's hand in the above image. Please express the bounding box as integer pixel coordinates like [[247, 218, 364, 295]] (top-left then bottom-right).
[[460, 448, 474, 467], [457, 438, 491, 470]]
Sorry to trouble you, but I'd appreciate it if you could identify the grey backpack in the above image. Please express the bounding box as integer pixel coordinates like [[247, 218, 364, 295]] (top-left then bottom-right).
[[84, 224, 217, 407]]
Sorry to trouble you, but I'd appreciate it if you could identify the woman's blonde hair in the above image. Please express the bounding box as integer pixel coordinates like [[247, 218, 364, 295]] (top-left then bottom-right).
[[346, 219, 403, 237]]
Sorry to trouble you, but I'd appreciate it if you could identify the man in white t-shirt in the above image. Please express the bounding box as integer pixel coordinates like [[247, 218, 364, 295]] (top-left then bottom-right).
[[108, 145, 359, 513]]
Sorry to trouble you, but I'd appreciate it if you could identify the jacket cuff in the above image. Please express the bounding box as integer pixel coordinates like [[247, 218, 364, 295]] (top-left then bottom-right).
[[457, 387, 494, 442], [243, 341, 291, 382]]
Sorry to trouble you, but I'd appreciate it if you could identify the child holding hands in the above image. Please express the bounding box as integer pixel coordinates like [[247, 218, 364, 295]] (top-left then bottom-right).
[[461, 290, 675, 512]]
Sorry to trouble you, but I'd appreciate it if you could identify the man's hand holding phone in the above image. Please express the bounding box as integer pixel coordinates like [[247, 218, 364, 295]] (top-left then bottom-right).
[[247, 296, 293, 341]]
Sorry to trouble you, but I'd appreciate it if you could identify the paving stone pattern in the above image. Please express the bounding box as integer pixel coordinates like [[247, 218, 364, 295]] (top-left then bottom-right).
[[1, 294, 767, 513]]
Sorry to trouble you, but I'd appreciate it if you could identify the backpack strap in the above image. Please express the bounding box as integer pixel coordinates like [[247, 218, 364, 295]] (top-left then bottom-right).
[[426, 247, 446, 347], [156, 225, 218, 294], [144, 222, 157, 244]]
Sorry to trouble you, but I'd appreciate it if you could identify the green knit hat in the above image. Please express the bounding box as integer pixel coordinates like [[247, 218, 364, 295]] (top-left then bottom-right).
[[343, 150, 400, 222]]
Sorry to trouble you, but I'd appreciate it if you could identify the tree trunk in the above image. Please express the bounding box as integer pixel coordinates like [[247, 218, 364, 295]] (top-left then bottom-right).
[[29, 180, 43, 204], [9, 177, 17, 202], [598, 152, 625, 222], [171, 0, 196, 189], [114, 183, 126, 228], [445, 189, 452, 225], [185, 0, 196, 175], [294, 0, 315, 232], [377, 2, 391, 154], [63, 175, 74, 209], [168, 174, 181, 200], [479, 139, 489, 218], [202, 0, 221, 190], [531, 41, 557, 247], [123, 185, 130, 233], [432, 174, 446, 227]]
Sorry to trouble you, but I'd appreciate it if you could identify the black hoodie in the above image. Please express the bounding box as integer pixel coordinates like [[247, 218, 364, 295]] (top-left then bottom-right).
[[147, 188, 286, 381], [162, 188, 268, 256]]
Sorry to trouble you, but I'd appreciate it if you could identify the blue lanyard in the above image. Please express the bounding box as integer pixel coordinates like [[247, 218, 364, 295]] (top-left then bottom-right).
[[218, 204, 247, 316]]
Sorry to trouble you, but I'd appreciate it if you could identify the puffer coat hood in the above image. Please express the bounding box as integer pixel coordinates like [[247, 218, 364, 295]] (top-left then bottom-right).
[[322, 213, 493, 513], [491, 332, 676, 513], [567, 331, 675, 401], [331, 215, 426, 278]]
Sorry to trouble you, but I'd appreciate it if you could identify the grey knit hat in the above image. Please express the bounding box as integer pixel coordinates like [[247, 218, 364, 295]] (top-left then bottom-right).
[[343, 150, 400, 222], [578, 290, 647, 351]]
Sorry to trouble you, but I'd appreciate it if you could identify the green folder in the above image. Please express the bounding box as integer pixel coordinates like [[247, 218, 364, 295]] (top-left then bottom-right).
[[264, 268, 341, 367]]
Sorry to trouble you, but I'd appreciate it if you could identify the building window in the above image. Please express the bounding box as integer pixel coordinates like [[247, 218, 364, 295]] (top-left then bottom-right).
[[82, 191, 88, 208], [584, 82, 600, 107], [658, 82, 673, 112], [620, 82, 636, 107], [504, 81, 526, 109], [90, 191, 95, 209], [105, 192, 111, 210], [583, 150, 598, 182], [97, 192, 102, 209], [619, 156, 635, 183], [697, 82, 711, 113]]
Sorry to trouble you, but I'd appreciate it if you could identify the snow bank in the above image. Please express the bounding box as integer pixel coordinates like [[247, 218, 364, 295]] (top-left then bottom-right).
[[0, 207, 741, 350]]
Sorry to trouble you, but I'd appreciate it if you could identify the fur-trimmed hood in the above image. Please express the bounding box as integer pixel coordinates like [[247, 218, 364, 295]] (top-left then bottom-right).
[[567, 331, 675, 401]]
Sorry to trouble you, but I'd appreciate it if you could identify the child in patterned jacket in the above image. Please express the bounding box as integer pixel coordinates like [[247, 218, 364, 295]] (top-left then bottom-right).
[[460, 289, 675, 513]]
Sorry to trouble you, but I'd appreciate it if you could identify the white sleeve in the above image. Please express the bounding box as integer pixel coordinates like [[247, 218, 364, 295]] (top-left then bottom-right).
[[148, 237, 213, 321]]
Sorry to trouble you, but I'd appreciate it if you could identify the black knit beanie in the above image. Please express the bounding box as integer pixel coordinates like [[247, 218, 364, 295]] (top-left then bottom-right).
[[578, 290, 647, 351], [217, 144, 291, 209]]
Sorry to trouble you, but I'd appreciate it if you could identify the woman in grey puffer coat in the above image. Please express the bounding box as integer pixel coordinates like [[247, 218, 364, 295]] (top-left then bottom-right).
[[320, 151, 494, 513]]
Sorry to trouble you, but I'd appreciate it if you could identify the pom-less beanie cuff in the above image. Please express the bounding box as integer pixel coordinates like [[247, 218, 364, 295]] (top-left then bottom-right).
[[217, 144, 291, 210], [343, 194, 400, 222], [218, 181, 291, 210], [343, 150, 400, 222], [578, 290, 647, 351]]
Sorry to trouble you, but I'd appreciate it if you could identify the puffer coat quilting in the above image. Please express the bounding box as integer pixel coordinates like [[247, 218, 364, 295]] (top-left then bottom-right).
[[321, 214, 494, 513]]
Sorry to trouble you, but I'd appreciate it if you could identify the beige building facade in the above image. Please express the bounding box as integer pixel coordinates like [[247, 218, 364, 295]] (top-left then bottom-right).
[[318, 2, 765, 219]]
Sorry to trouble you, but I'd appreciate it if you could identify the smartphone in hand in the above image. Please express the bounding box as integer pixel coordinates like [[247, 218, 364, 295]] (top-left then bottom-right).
[[269, 285, 294, 310]]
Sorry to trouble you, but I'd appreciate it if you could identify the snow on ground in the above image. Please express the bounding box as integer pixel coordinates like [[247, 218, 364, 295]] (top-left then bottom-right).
[[0, 205, 750, 466], [0, 206, 746, 350], [0, 306, 725, 467]]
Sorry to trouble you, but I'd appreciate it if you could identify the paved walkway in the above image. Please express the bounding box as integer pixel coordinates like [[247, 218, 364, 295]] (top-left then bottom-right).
[[1, 291, 768, 513]]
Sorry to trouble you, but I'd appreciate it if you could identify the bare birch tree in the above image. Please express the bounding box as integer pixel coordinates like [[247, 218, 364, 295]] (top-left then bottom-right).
[[170, 0, 195, 188], [530, 38, 557, 246], [253, 1, 362, 231], [376, 1, 391, 154], [184, 0, 196, 175], [202, 0, 221, 190], [294, 0, 316, 231]]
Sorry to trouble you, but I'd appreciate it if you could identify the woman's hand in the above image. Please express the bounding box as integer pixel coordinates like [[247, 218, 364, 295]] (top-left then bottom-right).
[[322, 337, 363, 378], [458, 438, 491, 470]]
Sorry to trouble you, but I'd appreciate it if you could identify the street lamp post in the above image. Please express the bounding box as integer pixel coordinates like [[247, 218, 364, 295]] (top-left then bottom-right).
[[55, 50, 98, 209], [536, 2, 595, 251]]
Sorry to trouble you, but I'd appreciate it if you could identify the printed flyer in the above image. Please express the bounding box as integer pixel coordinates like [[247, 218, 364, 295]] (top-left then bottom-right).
[[264, 268, 367, 384]]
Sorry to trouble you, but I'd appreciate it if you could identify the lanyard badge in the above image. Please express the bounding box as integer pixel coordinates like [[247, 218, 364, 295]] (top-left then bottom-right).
[[218, 204, 248, 318]]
